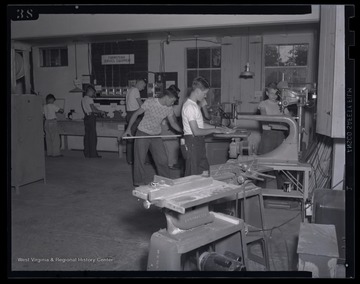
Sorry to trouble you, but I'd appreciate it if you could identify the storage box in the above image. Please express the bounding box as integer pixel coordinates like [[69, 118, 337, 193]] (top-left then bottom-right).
[[312, 189, 345, 263], [297, 223, 339, 278]]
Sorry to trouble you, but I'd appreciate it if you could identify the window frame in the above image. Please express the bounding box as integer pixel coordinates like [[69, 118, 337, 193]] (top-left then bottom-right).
[[262, 33, 316, 89], [185, 46, 222, 106], [39, 46, 68, 67]]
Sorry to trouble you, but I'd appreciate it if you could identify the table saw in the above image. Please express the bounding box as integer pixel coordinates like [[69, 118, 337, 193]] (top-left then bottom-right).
[[133, 175, 249, 271]]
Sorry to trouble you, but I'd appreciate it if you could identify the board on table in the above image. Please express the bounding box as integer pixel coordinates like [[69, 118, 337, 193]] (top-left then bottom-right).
[[133, 175, 244, 214]]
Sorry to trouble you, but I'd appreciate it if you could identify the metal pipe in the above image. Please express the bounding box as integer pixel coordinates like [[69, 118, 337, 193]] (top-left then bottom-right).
[[122, 134, 181, 140]]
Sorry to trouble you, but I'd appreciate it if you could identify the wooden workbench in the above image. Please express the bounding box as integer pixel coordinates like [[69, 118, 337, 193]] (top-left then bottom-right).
[[57, 119, 126, 158]]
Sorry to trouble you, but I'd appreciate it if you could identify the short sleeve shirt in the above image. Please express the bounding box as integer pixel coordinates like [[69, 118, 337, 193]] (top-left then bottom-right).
[[182, 99, 204, 135], [43, 103, 60, 120], [137, 98, 174, 135], [81, 96, 94, 115], [126, 87, 141, 111]]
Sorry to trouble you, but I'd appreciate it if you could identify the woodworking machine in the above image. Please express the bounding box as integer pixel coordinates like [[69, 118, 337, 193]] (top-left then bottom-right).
[[133, 175, 249, 271], [237, 114, 299, 163]]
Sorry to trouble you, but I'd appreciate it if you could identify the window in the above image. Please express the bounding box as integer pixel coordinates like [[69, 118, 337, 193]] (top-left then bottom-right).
[[186, 47, 221, 106], [264, 44, 309, 87], [39, 47, 68, 67]]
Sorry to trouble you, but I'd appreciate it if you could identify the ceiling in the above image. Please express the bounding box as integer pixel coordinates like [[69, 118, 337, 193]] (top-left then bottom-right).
[[13, 23, 319, 46]]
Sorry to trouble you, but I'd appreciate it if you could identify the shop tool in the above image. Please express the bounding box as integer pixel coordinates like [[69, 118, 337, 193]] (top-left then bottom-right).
[[132, 175, 249, 271]]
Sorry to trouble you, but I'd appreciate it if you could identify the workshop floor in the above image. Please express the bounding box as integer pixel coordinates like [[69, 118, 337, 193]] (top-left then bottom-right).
[[10, 151, 345, 277]]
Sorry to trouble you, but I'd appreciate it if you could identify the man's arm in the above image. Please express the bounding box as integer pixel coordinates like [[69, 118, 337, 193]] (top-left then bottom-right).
[[167, 114, 183, 133], [189, 120, 225, 136], [203, 122, 216, 129], [90, 104, 105, 114], [136, 98, 143, 107], [199, 99, 211, 120], [122, 108, 145, 137], [201, 106, 211, 120]]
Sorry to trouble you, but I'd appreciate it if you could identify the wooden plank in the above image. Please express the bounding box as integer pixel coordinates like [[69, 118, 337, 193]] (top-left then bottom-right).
[[331, 5, 345, 138], [316, 5, 336, 136], [148, 177, 214, 201]]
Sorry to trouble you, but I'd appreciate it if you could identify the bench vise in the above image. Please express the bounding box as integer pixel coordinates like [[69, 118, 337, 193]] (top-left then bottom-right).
[[133, 175, 249, 271]]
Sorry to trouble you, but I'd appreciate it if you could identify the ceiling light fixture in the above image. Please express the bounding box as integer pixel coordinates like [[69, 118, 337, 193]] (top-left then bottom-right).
[[239, 28, 254, 79], [69, 41, 83, 93]]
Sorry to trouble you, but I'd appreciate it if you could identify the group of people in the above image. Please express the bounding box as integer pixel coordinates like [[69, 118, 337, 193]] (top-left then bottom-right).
[[42, 85, 106, 159], [122, 77, 227, 186], [42, 77, 289, 187]]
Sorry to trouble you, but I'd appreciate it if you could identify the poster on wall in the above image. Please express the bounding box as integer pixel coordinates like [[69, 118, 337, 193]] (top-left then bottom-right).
[[101, 54, 135, 65]]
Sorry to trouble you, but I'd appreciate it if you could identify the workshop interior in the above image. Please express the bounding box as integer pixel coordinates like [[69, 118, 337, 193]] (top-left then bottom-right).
[[9, 5, 351, 278]]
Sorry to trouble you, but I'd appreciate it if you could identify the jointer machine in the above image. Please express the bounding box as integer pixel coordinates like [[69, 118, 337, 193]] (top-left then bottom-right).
[[132, 175, 260, 271]]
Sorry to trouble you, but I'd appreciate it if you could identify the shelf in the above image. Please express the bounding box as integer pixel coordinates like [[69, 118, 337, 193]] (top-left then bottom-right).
[[261, 188, 303, 199]]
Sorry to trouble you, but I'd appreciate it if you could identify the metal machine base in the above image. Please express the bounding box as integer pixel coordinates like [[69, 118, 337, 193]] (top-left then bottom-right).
[[147, 212, 247, 271]]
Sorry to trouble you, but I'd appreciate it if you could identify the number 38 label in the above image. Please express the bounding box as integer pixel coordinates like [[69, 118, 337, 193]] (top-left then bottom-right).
[[10, 8, 39, 21]]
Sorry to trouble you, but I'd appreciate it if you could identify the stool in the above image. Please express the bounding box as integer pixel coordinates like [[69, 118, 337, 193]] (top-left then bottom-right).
[[211, 184, 270, 270]]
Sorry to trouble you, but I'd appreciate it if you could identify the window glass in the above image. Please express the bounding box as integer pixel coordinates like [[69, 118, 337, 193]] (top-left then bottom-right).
[[186, 47, 221, 106], [39, 47, 68, 67], [264, 43, 309, 87], [187, 49, 197, 69], [199, 49, 210, 68], [211, 48, 221, 68], [187, 70, 198, 88]]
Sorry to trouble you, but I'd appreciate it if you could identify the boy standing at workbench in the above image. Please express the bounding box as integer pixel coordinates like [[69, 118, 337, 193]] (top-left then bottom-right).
[[181, 77, 227, 176], [43, 94, 64, 157], [122, 90, 183, 186], [81, 85, 106, 158]]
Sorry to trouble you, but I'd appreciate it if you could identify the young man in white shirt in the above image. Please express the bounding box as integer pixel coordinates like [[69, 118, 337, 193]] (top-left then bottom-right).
[[81, 85, 106, 158], [122, 90, 182, 186], [43, 94, 64, 157], [181, 77, 226, 176], [125, 78, 147, 164]]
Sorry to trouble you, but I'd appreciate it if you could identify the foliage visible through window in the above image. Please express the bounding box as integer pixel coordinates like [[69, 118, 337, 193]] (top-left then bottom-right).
[[40, 47, 68, 67], [264, 44, 308, 87], [186, 47, 221, 106]]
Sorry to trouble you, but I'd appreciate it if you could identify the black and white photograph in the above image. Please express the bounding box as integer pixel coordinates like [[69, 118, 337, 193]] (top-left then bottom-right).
[[7, 4, 355, 279]]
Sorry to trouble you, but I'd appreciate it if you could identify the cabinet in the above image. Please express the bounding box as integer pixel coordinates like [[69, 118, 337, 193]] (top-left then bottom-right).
[[11, 94, 45, 193]]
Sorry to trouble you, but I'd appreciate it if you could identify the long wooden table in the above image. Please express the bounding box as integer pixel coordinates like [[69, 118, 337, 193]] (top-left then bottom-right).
[[57, 119, 126, 158]]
